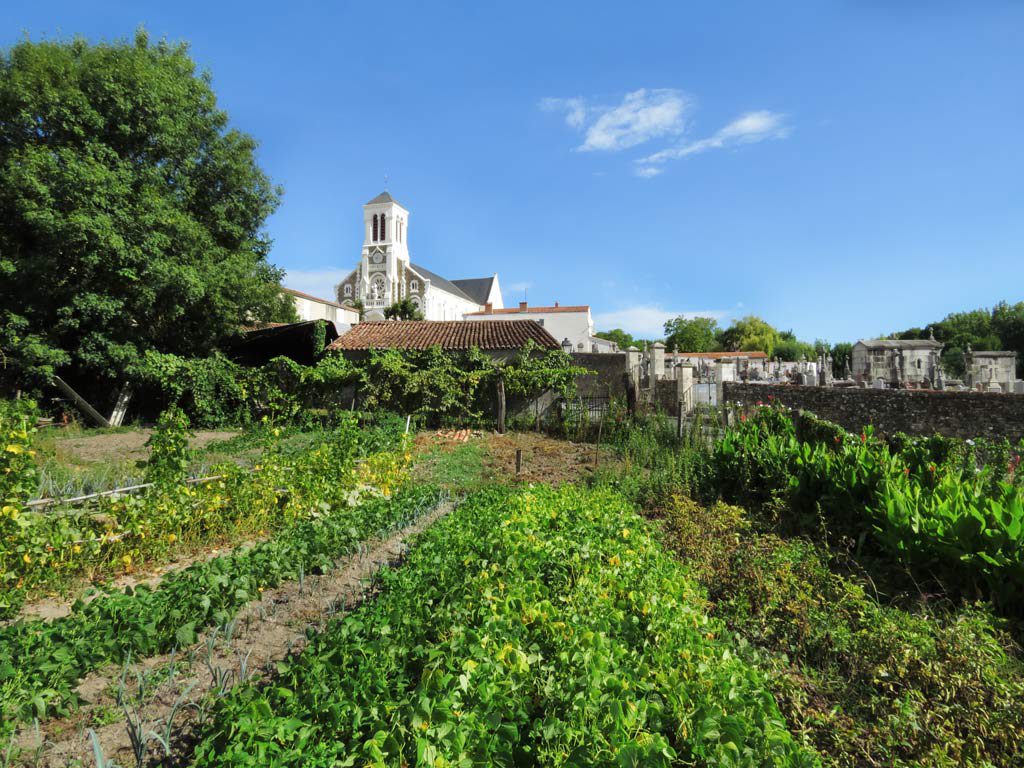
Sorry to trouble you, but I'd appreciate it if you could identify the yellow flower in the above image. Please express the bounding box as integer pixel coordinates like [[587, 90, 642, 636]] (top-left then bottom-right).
[[122, 554, 132, 567], [621, 528, 631, 539], [608, 555, 621, 567], [167, 533, 177, 543], [22, 553, 31, 564], [73, 544, 82, 554]]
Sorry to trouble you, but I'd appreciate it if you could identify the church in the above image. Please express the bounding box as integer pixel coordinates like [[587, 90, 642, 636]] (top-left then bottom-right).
[[335, 192, 503, 321]]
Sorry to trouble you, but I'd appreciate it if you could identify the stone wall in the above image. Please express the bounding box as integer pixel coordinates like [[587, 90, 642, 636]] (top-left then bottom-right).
[[571, 352, 628, 398], [724, 382, 1024, 441]]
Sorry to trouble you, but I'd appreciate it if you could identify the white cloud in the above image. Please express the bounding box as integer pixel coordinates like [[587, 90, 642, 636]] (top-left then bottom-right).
[[593, 305, 727, 338], [539, 97, 587, 129], [579, 89, 689, 152], [283, 268, 349, 302], [633, 165, 663, 179], [541, 89, 689, 152], [639, 110, 789, 166]]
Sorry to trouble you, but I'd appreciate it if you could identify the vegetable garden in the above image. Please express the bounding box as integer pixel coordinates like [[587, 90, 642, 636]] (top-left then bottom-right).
[[3, 397, 1024, 767]]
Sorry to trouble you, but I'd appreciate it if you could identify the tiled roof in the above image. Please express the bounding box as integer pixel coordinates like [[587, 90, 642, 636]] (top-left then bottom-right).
[[328, 320, 559, 351], [667, 351, 769, 359], [466, 304, 589, 315], [451, 276, 497, 305]]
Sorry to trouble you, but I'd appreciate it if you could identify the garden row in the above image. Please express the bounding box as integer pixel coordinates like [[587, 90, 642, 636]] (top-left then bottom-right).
[[0, 482, 443, 742], [190, 484, 821, 767], [714, 407, 1024, 609], [0, 404, 408, 617]]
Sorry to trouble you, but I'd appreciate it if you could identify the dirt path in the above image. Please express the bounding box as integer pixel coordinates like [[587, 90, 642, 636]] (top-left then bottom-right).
[[13, 501, 454, 767], [54, 430, 238, 465]]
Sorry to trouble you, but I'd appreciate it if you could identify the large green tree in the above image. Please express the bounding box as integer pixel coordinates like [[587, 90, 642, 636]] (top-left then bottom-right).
[[717, 315, 781, 357], [663, 315, 719, 352], [0, 31, 295, 396]]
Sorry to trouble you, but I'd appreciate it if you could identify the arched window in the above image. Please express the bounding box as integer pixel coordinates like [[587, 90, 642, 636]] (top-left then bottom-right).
[[343, 284, 352, 297], [410, 295, 421, 309], [410, 279, 419, 293], [370, 274, 386, 301], [372, 214, 378, 242], [380, 213, 386, 240]]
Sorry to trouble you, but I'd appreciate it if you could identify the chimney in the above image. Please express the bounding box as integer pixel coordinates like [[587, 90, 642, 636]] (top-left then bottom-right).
[[554, 301, 559, 308], [484, 302, 492, 312], [519, 301, 528, 311]]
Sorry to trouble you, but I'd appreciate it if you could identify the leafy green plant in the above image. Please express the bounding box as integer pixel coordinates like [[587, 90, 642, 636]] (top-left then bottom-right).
[[658, 495, 1024, 767], [191, 485, 819, 766], [0, 485, 441, 740], [143, 406, 192, 486]]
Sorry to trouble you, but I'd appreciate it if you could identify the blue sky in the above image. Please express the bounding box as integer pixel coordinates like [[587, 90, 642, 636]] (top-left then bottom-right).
[[3, 1, 1023, 342]]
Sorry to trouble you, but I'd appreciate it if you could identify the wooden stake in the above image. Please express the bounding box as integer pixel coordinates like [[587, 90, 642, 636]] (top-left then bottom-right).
[[515, 448, 522, 475], [53, 375, 110, 428], [496, 375, 506, 434]]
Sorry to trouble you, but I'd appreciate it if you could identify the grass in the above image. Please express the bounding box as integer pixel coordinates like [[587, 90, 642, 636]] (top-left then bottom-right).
[[410, 440, 492, 493]]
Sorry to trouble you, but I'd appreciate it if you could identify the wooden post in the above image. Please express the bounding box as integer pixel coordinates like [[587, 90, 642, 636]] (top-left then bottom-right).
[[515, 448, 522, 475], [53, 376, 111, 428], [496, 375, 506, 434], [109, 386, 132, 428], [677, 401, 683, 439], [594, 417, 603, 468]]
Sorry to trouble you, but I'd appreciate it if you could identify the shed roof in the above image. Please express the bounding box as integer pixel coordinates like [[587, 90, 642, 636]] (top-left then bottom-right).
[[328, 320, 559, 352]]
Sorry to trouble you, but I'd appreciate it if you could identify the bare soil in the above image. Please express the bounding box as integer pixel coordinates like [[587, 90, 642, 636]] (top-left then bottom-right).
[[12, 502, 453, 767], [54, 429, 238, 465], [412, 429, 618, 487]]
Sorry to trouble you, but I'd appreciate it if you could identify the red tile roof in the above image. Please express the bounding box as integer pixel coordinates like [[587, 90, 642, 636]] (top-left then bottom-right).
[[465, 304, 589, 316], [328, 320, 560, 352], [667, 350, 769, 359]]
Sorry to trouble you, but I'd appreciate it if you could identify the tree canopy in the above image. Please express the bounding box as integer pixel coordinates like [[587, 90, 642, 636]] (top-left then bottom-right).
[[383, 298, 425, 321], [893, 301, 1024, 377], [663, 316, 719, 352], [0, 31, 295, 395]]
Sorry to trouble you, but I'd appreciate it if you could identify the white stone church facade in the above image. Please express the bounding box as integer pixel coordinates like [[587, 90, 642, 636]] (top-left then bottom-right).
[[335, 192, 503, 321]]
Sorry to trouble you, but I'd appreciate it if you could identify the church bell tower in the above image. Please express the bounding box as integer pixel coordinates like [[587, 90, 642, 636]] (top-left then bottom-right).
[[360, 192, 411, 319]]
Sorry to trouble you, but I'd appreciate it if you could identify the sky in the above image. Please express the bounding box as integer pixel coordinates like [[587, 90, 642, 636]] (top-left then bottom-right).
[[2, 1, 1023, 342]]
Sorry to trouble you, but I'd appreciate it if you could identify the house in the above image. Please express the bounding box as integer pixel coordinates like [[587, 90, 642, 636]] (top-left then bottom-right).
[[283, 287, 359, 327], [966, 347, 1017, 392], [334, 193, 503, 321], [327, 319, 558, 361], [851, 337, 943, 387], [464, 301, 616, 353]]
